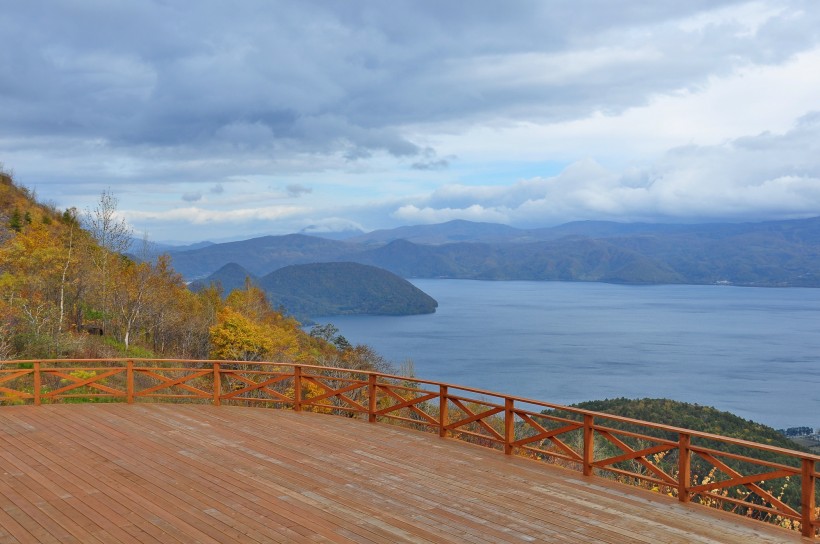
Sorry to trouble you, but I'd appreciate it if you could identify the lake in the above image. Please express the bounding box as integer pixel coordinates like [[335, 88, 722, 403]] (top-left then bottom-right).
[[316, 280, 820, 429]]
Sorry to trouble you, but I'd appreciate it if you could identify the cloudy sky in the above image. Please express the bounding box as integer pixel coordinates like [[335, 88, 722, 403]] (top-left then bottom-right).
[[2, 1, 820, 242]]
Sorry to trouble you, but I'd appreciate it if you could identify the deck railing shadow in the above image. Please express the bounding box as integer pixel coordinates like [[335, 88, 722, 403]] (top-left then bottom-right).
[[1, 358, 818, 538]]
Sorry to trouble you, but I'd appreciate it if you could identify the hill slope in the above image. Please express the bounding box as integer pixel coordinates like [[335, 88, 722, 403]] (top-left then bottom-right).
[[189, 262, 258, 294], [569, 397, 799, 448], [258, 262, 438, 318], [549, 397, 807, 510]]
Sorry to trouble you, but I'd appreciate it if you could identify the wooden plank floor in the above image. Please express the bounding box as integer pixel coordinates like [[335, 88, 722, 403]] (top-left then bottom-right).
[[0, 404, 807, 543]]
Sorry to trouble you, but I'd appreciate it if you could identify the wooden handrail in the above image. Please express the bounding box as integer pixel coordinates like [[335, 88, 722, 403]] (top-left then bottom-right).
[[1, 357, 818, 538]]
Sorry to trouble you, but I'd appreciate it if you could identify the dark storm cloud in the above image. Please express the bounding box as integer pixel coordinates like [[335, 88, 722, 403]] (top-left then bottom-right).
[[3, 1, 820, 240], [411, 148, 452, 171], [4, 0, 817, 159], [181, 191, 202, 202], [286, 184, 312, 197], [411, 158, 450, 171]]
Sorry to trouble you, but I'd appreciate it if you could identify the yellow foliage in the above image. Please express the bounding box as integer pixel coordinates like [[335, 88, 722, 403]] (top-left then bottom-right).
[[284, 379, 334, 414], [0, 223, 65, 284], [209, 304, 303, 362], [61, 369, 98, 385], [209, 307, 275, 361]]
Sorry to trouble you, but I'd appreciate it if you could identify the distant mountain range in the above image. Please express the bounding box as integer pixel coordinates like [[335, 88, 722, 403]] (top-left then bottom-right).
[[170, 216, 820, 288]]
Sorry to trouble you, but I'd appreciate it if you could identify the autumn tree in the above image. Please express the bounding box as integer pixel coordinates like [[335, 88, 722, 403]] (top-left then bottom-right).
[[0, 299, 16, 360], [209, 307, 275, 361], [84, 189, 132, 334], [110, 258, 152, 351], [56, 208, 81, 334], [141, 255, 211, 357], [209, 282, 302, 362], [0, 220, 82, 356]]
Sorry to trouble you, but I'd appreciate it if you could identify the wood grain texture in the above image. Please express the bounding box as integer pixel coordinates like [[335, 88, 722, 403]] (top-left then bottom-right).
[[0, 404, 806, 543]]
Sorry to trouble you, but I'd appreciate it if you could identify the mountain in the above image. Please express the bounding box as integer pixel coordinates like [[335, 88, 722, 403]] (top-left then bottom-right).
[[258, 262, 438, 318], [168, 234, 354, 279], [349, 219, 537, 246], [162, 240, 215, 252], [189, 262, 257, 294], [189, 261, 439, 318], [298, 226, 365, 240], [166, 216, 820, 287], [353, 239, 489, 278], [478, 238, 685, 283]]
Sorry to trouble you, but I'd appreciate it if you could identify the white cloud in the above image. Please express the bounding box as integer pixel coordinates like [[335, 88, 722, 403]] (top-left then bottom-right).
[[393, 204, 511, 224], [397, 114, 820, 225], [427, 45, 820, 167], [299, 218, 365, 234], [124, 205, 306, 225]]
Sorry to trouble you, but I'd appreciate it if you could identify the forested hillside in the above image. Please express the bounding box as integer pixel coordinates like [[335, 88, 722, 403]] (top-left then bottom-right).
[[0, 169, 391, 373], [260, 262, 438, 318], [567, 397, 799, 448], [544, 397, 809, 515], [194, 261, 438, 319]]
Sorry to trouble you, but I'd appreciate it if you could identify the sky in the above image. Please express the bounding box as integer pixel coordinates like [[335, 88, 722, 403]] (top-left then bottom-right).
[[2, 1, 820, 243]]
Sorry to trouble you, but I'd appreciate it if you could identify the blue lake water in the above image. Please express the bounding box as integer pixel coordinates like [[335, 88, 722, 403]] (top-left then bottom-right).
[[316, 280, 820, 429]]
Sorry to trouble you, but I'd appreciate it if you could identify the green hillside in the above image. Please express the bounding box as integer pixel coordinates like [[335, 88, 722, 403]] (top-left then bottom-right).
[[259, 262, 438, 318], [543, 397, 809, 513], [189, 262, 258, 294], [569, 397, 799, 449]]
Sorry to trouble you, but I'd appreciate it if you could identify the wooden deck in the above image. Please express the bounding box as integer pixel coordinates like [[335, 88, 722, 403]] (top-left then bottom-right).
[[0, 404, 806, 543]]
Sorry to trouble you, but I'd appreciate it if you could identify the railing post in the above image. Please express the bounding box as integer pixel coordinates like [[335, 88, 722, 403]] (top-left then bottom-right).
[[293, 366, 302, 412], [33, 361, 41, 406], [678, 433, 691, 503], [583, 414, 594, 476], [126, 360, 134, 404], [802, 458, 817, 538], [504, 397, 514, 455], [439, 385, 448, 437], [368, 374, 377, 423], [212, 363, 221, 407]]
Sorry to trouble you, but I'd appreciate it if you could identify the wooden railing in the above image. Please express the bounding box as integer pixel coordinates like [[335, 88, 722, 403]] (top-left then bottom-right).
[[1, 358, 818, 538]]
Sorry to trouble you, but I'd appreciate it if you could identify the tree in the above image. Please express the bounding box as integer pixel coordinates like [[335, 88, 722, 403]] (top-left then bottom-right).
[[309, 323, 351, 350], [8, 207, 22, 232], [209, 307, 275, 361], [85, 189, 131, 255], [84, 189, 132, 335], [57, 212, 79, 334], [0, 299, 15, 360], [0, 222, 74, 355], [208, 281, 306, 363], [111, 259, 152, 351]]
